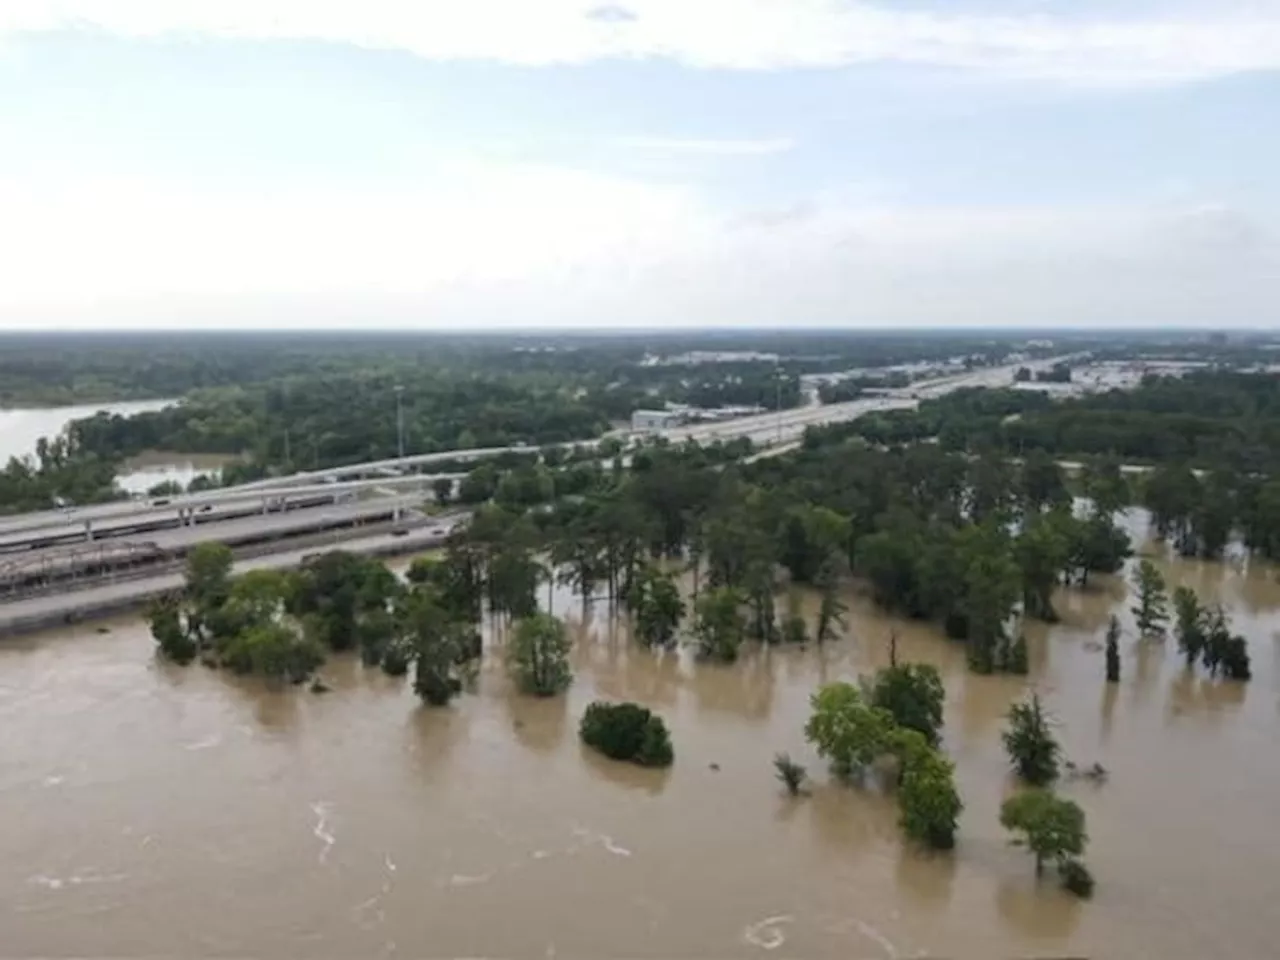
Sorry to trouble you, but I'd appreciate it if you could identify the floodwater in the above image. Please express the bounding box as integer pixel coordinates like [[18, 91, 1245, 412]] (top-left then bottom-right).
[[3, 512, 1279, 959], [0, 398, 224, 492]]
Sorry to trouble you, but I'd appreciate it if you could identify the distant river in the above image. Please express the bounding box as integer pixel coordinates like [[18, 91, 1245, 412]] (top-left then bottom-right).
[[0, 398, 224, 494]]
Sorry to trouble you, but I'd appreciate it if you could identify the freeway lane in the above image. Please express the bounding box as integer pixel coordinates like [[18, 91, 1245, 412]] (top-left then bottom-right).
[[0, 353, 1074, 541], [0, 495, 426, 559], [660, 355, 1076, 447], [0, 472, 466, 540], [0, 515, 467, 637]]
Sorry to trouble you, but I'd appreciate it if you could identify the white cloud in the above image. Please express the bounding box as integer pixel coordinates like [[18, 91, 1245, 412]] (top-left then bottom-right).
[[3, 0, 1280, 85], [1, 166, 1274, 329], [614, 137, 795, 156]]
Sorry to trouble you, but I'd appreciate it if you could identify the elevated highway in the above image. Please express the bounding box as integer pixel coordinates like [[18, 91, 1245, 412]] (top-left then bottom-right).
[[0, 472, 466, 549], [0, 513, 469, 638]]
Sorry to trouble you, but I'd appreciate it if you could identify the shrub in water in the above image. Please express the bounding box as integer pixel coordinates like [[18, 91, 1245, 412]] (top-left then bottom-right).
[[580, 701, 674, 768]]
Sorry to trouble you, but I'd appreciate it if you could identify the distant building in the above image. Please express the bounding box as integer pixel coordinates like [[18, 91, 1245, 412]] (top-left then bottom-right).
[[631, 409, 683, 432]]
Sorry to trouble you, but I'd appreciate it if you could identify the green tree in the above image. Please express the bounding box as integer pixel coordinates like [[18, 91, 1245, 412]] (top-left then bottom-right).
[[487, 545, 542, 622], [147, 593, 196, 664], [579, 701, 674, 767], [1082, 457, 1127, 518], [813, 553, 848, 644], [999, 788, 1088, 881], [221, 622, 325, 685], [1173, 585, 1206, 668], [1068, 515, 1132, 585], [693, 587, 746, 663], [1144, 463, 1200, 556], [958, 522, 1020, 673], [507, 613, 573, 696], [896, 733, 963, 851], [625, 565, 686, 649], [1016, 510, 1071, 622], [286, 551, 400, 653], [398, 586, 476, 706], [183, 541, 234, 643], [1130, 559, 1169, 636], [804, 682, 896, 779], [869, 663, 946, 748], [1019, 451, 1069, 515], [1200, 605, 1252, 681], [1105, 615, 1121, 683], [781, 613, 809, 645], [219, 568, 289, 641], [1002, 694, 1060, 786]]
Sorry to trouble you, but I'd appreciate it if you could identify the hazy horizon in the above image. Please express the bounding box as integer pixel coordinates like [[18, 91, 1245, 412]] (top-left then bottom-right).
[[2, 2, 1278, 330]]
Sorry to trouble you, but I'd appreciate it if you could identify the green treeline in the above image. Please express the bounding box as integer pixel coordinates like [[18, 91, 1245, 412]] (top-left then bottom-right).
[[838, 371, 1280, 471]]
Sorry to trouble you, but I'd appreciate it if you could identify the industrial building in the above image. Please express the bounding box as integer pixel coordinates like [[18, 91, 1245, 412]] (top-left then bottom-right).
[[631, 409, 684, 432]]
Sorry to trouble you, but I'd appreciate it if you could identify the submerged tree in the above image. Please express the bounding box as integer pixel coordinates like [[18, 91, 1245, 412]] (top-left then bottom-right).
[[804, 682, 896, 779], [147, 593, 196, 664], [1130, 560, 1169, 637], [625, 565, 686, 649], [773, 753, 808, 795], [895, 731, 962, 851], [869, 663, 946, 748], [693, 587, 747, 663], [1173, 586, 1251, 680], [1173, 586, 1206, 668], [1000, 788, 1091, 897], [398, 585, 478, 706], [1104, 615, 1121, 683], [507, 612, 573, 696], [1002, 694, 1060, 786], [221, 622, 325, 685]]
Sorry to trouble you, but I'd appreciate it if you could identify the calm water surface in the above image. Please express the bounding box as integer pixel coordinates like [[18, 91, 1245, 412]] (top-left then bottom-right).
[[2, 516, 1279, 958], [0, 399, 224, 492]]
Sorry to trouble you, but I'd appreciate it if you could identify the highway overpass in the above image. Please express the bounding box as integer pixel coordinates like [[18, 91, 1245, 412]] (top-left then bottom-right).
[[0, 514, 468, 638]]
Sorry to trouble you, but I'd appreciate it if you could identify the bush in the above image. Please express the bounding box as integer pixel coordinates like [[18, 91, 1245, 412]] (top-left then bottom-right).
[[580, 701, 674, 768], [781, 615, 809, 646], [870, 663, 945, 747], [1058, 858, 1095, 898], [774, 752, 807, 794], [380, 642, 410, 677]]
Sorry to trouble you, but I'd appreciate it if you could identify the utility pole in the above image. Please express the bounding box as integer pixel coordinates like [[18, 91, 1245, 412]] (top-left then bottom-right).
[[394, 384, 405, 461], [775, 367, 783, 445]]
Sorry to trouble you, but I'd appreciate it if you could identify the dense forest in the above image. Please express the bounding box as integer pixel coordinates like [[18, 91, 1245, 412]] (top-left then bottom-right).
[[847, 371, 1280, 470], [0, 330, 1092, 406]]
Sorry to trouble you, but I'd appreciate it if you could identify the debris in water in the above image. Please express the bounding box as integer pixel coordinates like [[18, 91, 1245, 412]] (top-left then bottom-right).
[[28, 871, 128, 890], [599, 835, 632, 857], [848, 917, 900, 958], [310, 677, 332, 694], [743, 914, 793, 950], [448, 872, 492, 887], [310, 801, 336, 864], [709, 762, 721, 772], [95, 626, 111, 634]]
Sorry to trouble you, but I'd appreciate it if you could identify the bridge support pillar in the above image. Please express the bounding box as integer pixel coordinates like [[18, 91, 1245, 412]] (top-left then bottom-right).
[[83, 519, 93, 542]]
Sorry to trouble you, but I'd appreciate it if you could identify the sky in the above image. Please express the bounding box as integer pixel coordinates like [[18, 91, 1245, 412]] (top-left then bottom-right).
[[0, 1, 1278, 330]]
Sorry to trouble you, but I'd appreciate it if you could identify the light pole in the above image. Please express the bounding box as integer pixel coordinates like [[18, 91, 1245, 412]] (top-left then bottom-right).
[[775, 367, 783, 445], [394, 385, 405, 462]]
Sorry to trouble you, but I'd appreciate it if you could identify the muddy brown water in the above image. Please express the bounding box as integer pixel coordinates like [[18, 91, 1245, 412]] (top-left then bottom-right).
[[3, 510, 1279, 959]]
